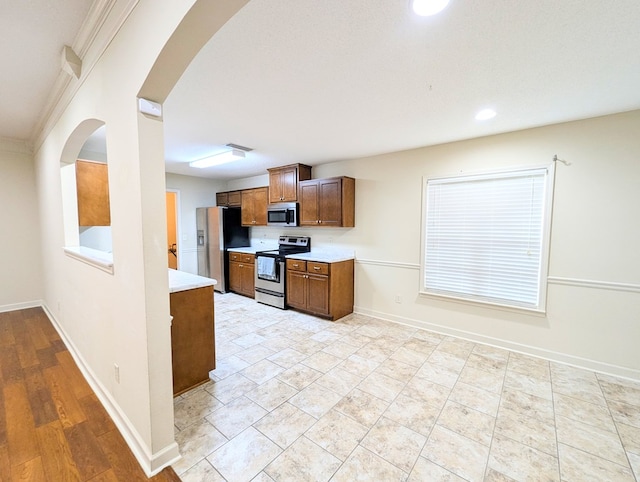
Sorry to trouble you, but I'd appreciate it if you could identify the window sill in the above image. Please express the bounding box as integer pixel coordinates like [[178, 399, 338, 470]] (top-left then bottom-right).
[[419, 290, 547, 316], [64, 246, 114, 274]]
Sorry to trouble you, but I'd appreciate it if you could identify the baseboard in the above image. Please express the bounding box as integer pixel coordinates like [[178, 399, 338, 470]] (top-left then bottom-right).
[[0, 299, 43, 313], [39, 303, 181, 476], [354, 305, 640, 382]]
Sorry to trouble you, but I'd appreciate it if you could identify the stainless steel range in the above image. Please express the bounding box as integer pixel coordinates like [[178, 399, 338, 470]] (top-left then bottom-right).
[[255, 236, 311, 309]]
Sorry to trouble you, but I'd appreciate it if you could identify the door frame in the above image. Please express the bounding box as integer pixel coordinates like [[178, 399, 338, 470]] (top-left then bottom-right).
[[166, 188, 182, 270]]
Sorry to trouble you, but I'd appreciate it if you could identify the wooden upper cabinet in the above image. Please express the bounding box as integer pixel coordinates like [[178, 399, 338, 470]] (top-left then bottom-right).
[[241, 187, 268, 226], [76, 160, 111, 226], [228, 190, 242, 207], [268, 164, 312, 203], [299, 176, 355, 227], [216, 192, 228, 206], [216, 190, 241, 207]]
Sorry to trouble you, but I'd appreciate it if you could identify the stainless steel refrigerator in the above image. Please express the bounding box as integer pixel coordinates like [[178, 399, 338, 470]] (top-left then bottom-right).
[[196, 207, 250, 293]]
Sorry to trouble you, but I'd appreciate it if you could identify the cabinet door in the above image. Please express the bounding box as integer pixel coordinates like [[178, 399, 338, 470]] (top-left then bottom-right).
[[76, 160, 111, 226], [228, 191, 242, 207], [241, 190, 255, 226], [280, 166, 299, 202], [229, 261, 242, 293], [216, 192, 228, 206], [241, 188, 268, 226], [253, 187, 268, 225], [307, 273, 330, 315], [299, 181, 319, 226], [318, 178, 342, 226], [268, 170, 284, 203], [286, 271, 307, 309], [241, 263, 255, 298]]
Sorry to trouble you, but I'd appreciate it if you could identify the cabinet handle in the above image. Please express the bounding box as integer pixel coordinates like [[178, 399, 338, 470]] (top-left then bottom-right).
[[239, 264, 243, 268], [293, 264, 299, 268], [313, 266, 320, 270]]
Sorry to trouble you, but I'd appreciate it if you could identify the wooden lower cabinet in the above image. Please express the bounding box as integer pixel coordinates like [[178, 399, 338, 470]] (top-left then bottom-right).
[[170, 285, 215, 396], [286, 258, 354, 320], [229, 251, 255, 298]]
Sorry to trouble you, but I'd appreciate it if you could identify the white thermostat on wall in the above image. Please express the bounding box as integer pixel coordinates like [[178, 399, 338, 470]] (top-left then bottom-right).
[[138, 98, 162, 117]]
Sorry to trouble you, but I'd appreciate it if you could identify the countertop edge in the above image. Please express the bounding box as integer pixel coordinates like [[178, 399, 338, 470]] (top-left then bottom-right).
[[168, 269, 217, 293]]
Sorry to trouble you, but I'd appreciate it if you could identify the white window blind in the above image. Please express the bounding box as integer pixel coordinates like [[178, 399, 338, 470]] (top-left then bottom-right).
[[422, 167, 549, 310]]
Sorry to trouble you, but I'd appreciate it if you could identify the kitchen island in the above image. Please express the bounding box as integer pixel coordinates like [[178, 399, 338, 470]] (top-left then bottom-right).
[[168, 269, 216, 396]]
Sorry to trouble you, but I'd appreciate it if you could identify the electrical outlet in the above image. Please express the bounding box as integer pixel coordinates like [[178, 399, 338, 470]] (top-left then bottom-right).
[[395, 295, 402, 304], [114, 364, 120, 383]]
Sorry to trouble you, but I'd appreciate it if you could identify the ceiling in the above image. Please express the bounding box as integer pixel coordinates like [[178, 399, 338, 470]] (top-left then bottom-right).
[[3, 1, 640, 181], [0, 0, 92, 141]]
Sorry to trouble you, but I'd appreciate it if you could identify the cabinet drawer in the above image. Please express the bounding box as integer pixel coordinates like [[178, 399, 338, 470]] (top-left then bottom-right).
[[241, 254, 254, 264], [286, 259, 307, 272], [307, 261, 329, 275], [230, 252, 254, 264]]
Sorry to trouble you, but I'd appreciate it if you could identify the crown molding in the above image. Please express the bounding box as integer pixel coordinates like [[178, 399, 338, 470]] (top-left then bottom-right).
[[30, 0, 140, 153]]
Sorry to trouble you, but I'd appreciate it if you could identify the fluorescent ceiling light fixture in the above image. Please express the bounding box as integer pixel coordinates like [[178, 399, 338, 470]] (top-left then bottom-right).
[[189, 149, 246, 168], [412, 0, 450, 16], [475, 108, 497, 121]]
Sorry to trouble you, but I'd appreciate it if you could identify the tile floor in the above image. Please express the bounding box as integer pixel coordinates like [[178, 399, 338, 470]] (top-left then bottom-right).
[[172, 293, 640, 482]]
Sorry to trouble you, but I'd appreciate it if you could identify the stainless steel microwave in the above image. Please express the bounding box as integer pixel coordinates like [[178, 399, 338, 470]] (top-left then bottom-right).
[[267, 203, 298, 226]]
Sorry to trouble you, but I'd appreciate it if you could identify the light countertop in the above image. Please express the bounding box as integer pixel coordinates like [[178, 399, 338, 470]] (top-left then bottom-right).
[[229, 246, 355, 263], [228, 246, 267, 254], [286, 249, 355, 263], [168, 269, 217, 293]]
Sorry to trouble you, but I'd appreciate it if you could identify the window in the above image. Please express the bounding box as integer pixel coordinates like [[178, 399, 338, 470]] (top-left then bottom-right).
[[421, 165, 554, 311]]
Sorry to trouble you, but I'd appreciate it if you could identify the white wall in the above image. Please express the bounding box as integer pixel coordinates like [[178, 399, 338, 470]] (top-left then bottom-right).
[[0, 140, 43, 310], [165, 172, 226, 274], [229, 111, 640, 379]]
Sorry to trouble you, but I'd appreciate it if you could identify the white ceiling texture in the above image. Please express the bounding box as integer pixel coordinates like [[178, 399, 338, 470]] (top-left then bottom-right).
[[3, 1, 640, 181]]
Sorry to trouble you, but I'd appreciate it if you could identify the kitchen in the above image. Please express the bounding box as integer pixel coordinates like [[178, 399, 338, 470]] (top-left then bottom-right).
[[5, 0, 638, 479]]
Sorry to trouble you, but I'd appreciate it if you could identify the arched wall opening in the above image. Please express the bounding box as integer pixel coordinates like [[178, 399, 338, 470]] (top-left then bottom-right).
[[60, 119, 113, 270]]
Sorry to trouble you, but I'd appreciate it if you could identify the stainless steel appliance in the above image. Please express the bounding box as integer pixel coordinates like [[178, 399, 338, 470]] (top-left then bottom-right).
[[267, 203, 299, 227], [196, 207, 250, 293], [255, 236, 311, 309]]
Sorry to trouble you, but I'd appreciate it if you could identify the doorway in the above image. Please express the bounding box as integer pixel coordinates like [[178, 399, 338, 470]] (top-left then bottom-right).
[[166, 190, 179, 269]]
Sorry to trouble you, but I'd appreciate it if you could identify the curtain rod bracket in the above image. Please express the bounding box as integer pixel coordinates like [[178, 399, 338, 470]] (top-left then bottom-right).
[[553, 155, 571, 166]]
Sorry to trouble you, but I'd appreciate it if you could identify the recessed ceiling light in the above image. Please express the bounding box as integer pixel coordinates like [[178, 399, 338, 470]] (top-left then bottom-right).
[[412, 0, 450, 16], [475, 108, 497, 121]]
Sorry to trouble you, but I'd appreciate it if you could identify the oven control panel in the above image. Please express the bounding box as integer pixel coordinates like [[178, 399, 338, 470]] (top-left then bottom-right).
[[278, 236, 310, 248]]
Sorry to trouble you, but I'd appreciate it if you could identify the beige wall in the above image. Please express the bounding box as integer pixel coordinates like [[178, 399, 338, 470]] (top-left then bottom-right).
[[31, 0, 249, 474], [0, 140, 43, 310], [235, 111, 640, 379], [165, 172, 226, 274], [32, 0, 200, 474], [321, 111, 640, 378]]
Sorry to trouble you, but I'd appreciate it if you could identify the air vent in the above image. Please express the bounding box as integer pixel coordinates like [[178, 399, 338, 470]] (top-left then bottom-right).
[[225, 143, 253, 152]]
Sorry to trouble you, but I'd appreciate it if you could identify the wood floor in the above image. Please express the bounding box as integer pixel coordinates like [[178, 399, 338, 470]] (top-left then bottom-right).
[[0, 307, 181, 481]]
